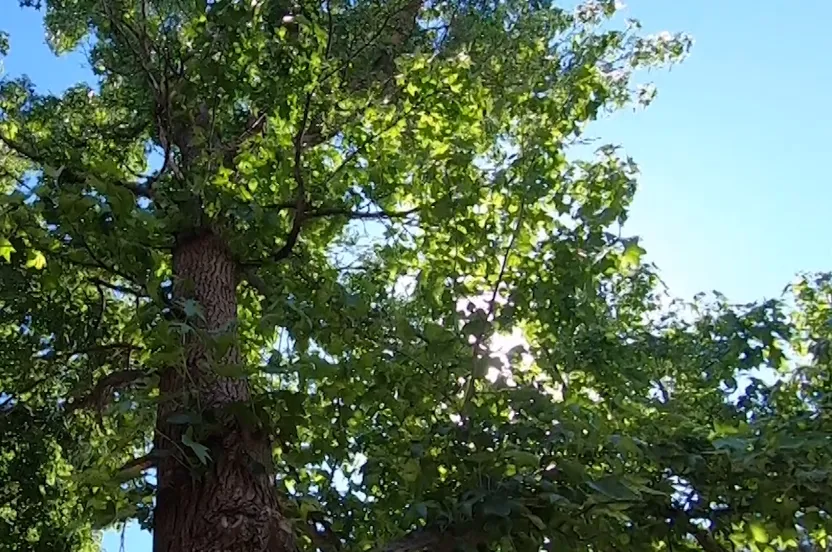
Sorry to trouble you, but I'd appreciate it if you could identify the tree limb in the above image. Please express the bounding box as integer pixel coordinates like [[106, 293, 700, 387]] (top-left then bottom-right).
[[268, 85, 316, 262], [49, 342, 141, 360], [67, 226, 149, 292], [462, 190, 527, 412], [88, 277, 147, 297], [115, 452, 157, 480], [240, 201, 428, 266], [373, 524, 485, 552], [303, 511, 343, 552], [307, 204, 423, 220], [68, 369, 148, 413], [0, 130, 154, 199], [0, 375, 50, 415], [675, 513, 729, 552]]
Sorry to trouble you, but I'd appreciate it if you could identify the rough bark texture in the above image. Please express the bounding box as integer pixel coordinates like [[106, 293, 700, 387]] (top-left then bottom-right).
[[153, 231, 295, 552]]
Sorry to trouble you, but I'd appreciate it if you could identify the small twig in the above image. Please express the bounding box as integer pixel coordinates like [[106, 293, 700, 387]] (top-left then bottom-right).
[[307, 204, 424, 220], [140, 138, 172, 191], [325, 0, 334, 58], [316, 0, 422, 88], [92, 280, 106, 339], [0, 375, 50, 415], [462, 193, 527, 412], [88, 277, 147, 297], [246, 56, 318, 266], [66, 216, 148, 292], [0, 131, 153, 199], [49, 342, 141, 359], [155, 429, 193, 470]]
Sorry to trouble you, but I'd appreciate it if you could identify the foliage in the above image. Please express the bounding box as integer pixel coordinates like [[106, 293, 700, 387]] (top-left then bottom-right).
[[0, 0, 829, 551]]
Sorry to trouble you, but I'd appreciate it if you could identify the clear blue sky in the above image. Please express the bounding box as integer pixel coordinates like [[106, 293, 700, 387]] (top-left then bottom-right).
[[2, 1, 830, 550]]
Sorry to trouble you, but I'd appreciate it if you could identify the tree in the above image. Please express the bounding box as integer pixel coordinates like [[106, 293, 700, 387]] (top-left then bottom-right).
[[0, 0, 829, 551]]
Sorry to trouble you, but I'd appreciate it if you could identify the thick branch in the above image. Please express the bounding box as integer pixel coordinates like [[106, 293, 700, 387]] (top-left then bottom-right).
[[690, 528, 728, 552], [304, 511, 343, 552], [268, 86, 316, 262], [266, 211, 305, 264], [675, 514, 729, 552], [68, 368, 147, 413], [373, 524, 484, 552], [115, 452, 157, 480]]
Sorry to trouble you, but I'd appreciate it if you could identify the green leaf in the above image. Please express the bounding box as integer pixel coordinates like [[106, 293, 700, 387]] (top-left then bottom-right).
[[0, 237, 14, 262], [525, 513, 546, 530], [299, 497, 322, 520], [182, 299, 205, 321], [483, 499, 512, 518], [401, 459, 420, 482], [482, 497, 513, 518], [182, 431, 211, 465], [620, 242, 646, 271], [505, 449, 540, 468], [542, 493, 573, 506], [712, 437, 750, 452], [25, 250, 46, 270], [587, 477, 641, 501], [0, 192, 25, 206], [412, 502, 428, 520], [749, 522, 768, 544]]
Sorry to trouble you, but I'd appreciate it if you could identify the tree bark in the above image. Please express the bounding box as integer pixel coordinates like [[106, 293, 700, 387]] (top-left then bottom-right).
[[153, 231, 295, 552]]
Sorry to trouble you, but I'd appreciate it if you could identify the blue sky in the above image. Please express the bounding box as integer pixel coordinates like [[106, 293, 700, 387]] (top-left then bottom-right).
[[2, 1, 830, 550]]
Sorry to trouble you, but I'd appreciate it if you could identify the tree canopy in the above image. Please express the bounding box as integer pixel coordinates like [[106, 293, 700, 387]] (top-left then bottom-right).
[[0, 1, 830, 551]]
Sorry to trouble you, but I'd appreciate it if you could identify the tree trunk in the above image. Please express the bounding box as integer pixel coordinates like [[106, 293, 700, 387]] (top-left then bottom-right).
[[153, 231, 295, 552]]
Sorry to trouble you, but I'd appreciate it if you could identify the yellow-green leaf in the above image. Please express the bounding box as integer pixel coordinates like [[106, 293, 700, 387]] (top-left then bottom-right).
[[25, 249, 47, 270], [750, 522, 768, 544], [0, 237, 14, 262]]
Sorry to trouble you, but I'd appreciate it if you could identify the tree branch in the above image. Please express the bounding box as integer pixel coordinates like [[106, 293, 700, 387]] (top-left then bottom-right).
[[115, 452, 157, 480], [67, 226, 149, 292], [49, 342, 141, 359], [373, 524, 485, 552], [317, 0, 424, 89], [0, 375, 50, 415], [462, 192, 527, 412], [240, 200, 429, 267], [88, 277, 147, 297], [0, 130, 153, 199], [68, 368, 147, 413], [242, 58, 319, 267], [675, 513, 729, 552], [303, 511, 343, 552], [307, 204, 423, 220]]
